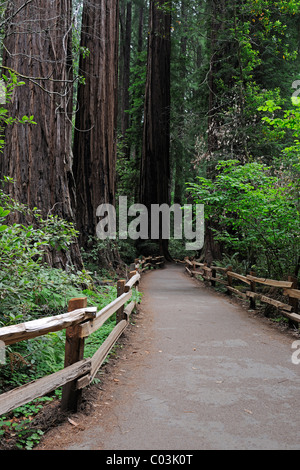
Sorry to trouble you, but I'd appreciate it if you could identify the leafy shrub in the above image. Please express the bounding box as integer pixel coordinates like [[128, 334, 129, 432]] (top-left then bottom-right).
[[0, 179, 86, 324], [187, 160, 300, 279]]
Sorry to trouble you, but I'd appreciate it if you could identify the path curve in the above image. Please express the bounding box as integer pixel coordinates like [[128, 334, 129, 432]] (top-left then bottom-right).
[[37, 263, 300, 450]]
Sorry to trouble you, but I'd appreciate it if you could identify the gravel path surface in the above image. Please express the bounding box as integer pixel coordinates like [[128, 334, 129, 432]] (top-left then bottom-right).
[[37, 263, 300, 450]]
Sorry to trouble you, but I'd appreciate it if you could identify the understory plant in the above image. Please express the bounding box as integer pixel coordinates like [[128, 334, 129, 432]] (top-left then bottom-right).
[[187, 160, 300, 279], [0, 177, 89, 324]]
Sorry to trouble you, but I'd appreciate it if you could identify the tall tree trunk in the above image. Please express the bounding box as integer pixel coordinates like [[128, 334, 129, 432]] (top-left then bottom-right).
[[119, 0, 132, 151], [0, 0, 82, 269], [137, 3, 145, 57], [207, 0, 223, 156], [130, 2, 145, 202], [173, 0, 187, 206], [73, 0, 119, 248], [140, 0, 172, 260], [204, 0, 227, 261]]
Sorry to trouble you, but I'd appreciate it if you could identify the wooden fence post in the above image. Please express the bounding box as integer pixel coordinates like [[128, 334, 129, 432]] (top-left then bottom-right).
[[226, 266, 232, 295], [116, 280, 126, 324], [116, 272, 137, 324], [211, 267, 216, 288], [288, 276, 298, 328], [127, 271, 137, 287], [249, 271, 256, 310], [288, 276, 299, 313], [61, 297, 87, 412]]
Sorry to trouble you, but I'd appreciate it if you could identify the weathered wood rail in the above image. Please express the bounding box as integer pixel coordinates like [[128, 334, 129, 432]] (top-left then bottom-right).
[[0, 254, 165, 417], [184, 258, 300, 325], [0, 272, 140, 416], [134, 255, 165, 272]]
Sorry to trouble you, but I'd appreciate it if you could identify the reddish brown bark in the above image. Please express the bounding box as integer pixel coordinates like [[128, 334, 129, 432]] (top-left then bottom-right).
[[1, 0, 75, 221], [0, 0, 81, 268], [119, 0, 132, 143], [140, 0, 172, 259], [73, 0, 119, 247]]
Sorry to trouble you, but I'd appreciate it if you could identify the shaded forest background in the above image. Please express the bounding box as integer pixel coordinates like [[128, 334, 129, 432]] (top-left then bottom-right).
[[0, 1, 300, 448], [0, 0, 300, 308]]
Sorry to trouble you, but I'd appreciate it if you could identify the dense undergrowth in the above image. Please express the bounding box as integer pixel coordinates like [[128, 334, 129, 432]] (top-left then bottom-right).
[[0, 182, 143, 449]]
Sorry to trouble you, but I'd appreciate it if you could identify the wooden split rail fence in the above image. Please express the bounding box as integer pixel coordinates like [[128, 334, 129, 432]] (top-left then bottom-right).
[[134, 255, 165, 272], [0, 254, 165, 417], [0, 271, 141, 416], [184, 258, 300, 325]]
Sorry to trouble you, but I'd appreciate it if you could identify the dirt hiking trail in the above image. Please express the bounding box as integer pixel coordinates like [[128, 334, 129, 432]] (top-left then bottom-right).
[[37, 263, 300, 450]]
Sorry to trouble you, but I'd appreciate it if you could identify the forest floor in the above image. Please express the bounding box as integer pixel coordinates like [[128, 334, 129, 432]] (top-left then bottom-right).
[[35, 263, 300, 450]]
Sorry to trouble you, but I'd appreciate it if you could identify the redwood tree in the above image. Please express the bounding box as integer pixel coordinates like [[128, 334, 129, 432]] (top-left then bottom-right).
[[0, 0, 81, 268], [119, 0, 132, 147], [140, 0, 172, 259], [73, 0, 119, 248]]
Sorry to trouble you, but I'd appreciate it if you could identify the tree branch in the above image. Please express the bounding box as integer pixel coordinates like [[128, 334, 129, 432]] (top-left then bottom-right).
[[0, 0, 35, 29]]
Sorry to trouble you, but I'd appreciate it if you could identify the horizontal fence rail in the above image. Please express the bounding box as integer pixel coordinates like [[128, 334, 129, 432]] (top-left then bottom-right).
[[135, 255, 165, 272], [184, 258, 300, 325], [0, 254, 165, 417], [0, 272, 141, 415], [0, 307, 98, 346]]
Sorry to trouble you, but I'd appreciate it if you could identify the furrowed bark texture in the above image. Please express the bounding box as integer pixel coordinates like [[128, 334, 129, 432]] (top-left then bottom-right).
[[73, 0, 119, 247], [140, 0, 171, 259], [0, 0, 82, 268], [1, 0, 75, 223]]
